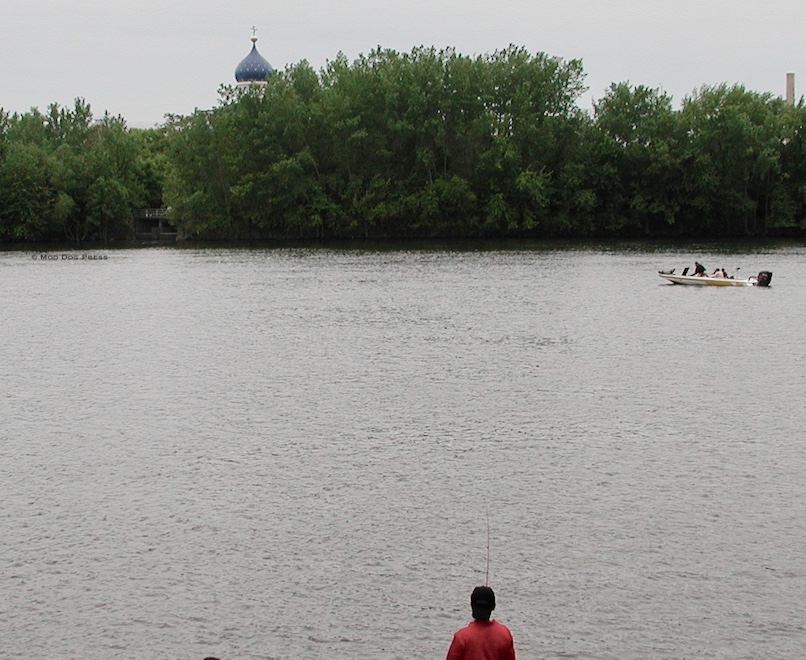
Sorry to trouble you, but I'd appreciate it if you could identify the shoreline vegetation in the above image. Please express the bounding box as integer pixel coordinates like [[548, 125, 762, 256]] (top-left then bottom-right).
[[3, 45, 806, 244]]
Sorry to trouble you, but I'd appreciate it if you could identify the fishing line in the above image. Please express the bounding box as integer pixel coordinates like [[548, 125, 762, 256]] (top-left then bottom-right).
[[485, 506, 491, 586]]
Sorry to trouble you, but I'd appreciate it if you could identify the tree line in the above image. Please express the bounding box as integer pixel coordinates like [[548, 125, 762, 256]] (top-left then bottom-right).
[[3, 45, 806, 242]]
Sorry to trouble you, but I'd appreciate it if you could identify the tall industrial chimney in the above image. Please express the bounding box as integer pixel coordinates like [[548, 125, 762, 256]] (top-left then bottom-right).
[[786, 73, 795, 105]]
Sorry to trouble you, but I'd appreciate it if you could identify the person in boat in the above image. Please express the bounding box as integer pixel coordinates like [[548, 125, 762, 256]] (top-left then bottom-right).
[[693, 262, 706, 276], [446, 586, 516, 660], [712, 268, 725, 278]]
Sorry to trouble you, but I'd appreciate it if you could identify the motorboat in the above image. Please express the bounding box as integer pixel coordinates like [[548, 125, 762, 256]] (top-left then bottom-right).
[[658, 268, 772, 287]]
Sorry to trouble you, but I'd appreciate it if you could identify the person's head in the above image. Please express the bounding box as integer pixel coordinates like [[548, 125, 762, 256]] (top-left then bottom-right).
[[470, 585, 496, 621]]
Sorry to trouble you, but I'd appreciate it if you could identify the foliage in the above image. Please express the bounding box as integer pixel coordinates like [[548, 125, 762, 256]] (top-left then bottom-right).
[[3, 47, 806, 242], [162, 46, 591, 239], [0, 99, 162, 242], [678, 85, 792, 235]]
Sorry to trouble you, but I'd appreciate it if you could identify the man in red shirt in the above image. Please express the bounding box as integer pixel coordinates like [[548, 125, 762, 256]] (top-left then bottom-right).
[[446, 586, 516, 660]]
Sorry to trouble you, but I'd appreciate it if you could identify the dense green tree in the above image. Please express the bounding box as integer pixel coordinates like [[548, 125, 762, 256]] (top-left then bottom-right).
[[0, 99, 162, 242], [679, 85, 787, 235], [766, 101, 806, 231], [0, 142, 58, 240], [163, 108, 237, 237], [590, 83, 684, 235]]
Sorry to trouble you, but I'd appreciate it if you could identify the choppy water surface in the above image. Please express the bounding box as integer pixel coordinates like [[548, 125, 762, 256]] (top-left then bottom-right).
[[1, 242, 805, 659]]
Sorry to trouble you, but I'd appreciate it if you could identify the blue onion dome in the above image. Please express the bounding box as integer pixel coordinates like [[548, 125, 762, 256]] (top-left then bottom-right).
[[235, 33, 274, 83]]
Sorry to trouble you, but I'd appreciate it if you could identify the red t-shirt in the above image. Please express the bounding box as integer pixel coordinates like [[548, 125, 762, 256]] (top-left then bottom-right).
[[446, 619, 516, 660]]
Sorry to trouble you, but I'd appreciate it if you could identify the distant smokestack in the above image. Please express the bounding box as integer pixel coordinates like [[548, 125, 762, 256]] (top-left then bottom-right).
[[786, 73, 795, 105]]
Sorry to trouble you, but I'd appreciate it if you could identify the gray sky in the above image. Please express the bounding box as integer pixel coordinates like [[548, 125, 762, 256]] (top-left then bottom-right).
[[2, 0, 804, 127]]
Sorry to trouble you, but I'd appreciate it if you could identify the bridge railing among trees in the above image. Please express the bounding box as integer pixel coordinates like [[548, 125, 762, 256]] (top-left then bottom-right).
[[134, 208, 176, 240]]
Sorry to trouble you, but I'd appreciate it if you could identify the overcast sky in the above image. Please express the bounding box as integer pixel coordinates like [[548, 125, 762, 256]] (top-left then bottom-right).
[[2, 0, 804, 127]]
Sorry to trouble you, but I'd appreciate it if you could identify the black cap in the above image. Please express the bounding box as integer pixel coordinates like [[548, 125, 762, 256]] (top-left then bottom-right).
[[471, 586, 496, 610]]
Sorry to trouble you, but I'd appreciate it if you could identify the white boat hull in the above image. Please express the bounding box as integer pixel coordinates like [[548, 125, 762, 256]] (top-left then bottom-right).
[[658, 272, 768, 287]]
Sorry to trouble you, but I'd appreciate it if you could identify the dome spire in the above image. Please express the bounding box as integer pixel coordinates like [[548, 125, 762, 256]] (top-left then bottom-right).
[[235, 26, 274, 84]]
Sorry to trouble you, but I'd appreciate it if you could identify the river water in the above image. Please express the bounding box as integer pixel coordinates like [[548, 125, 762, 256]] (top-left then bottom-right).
[[1, 241, 805, 659]]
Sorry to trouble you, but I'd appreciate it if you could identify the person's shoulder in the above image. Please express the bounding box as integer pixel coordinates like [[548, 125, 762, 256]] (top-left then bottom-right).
[[491, 619, 514, 637], [452, 622, 474, 637]]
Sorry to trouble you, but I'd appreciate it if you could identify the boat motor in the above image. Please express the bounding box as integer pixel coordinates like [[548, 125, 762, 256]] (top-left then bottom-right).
[[755, 271, 773, 287]]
